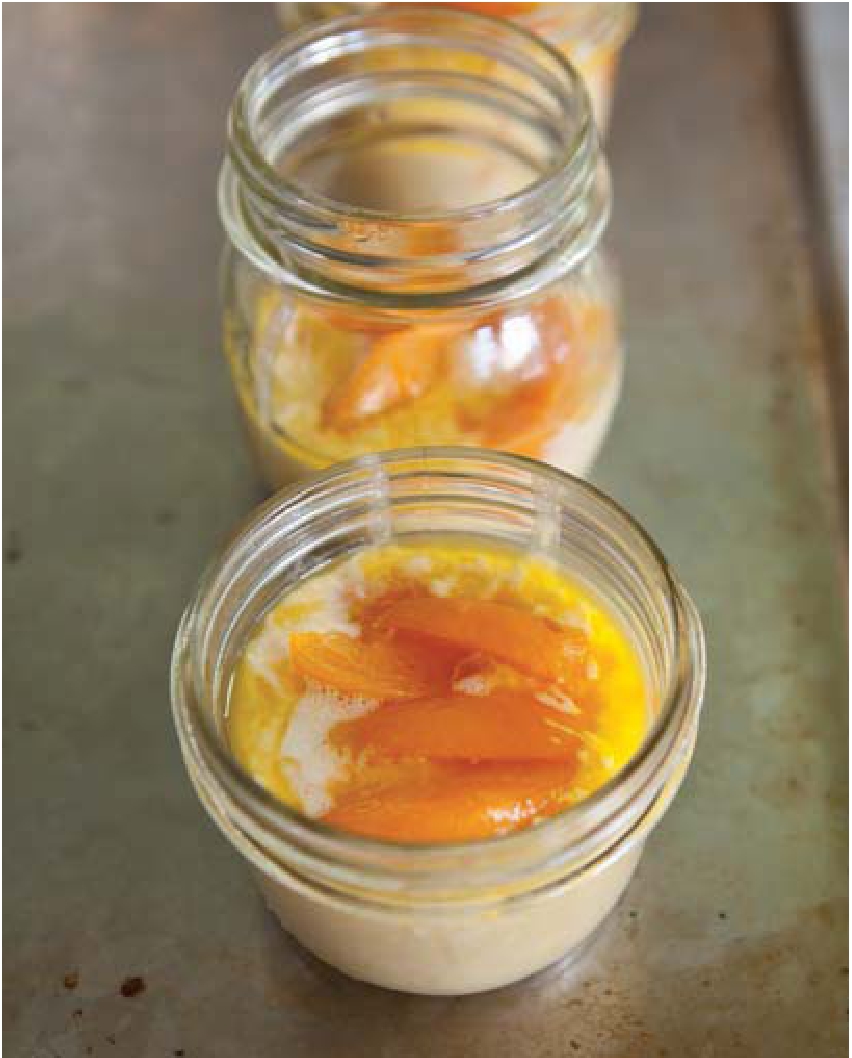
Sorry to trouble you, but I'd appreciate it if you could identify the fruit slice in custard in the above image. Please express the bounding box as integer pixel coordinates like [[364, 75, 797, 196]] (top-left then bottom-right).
[[240, 285, 615, 466], [227, 541, 648, 842]]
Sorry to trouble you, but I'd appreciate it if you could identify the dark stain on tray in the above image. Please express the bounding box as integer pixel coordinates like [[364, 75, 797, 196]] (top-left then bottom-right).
[[120, 975, 146, 998], [63, 971, 79, 990], [4, 531, 22, 565]]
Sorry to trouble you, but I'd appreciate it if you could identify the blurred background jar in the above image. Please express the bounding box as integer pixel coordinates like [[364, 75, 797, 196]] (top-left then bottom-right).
[[220, 7, 622, 491], [277, 3, 637, 133]]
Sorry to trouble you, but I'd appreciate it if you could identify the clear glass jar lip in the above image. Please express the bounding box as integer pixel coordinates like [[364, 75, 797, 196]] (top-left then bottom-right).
[[222, 6, 610, 307], [172, 447, 706, 877], [228, 6, 595, 226], [287, 4, 638, 57], [522, 3, 637, 54]]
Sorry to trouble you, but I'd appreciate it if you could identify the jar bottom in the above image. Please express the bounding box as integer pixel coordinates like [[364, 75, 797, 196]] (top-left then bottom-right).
[[252, 838, 643, 996], [271, 899, 612, 996]]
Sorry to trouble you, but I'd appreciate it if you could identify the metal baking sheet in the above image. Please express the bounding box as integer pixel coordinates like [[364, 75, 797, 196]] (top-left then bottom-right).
[[5, 4, 846, 1055]]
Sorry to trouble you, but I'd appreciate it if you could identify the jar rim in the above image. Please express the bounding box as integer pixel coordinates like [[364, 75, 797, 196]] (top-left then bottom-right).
[[219, 7, 609, 307], [286, 4, 638, 58], [521, 2, 637, 54], [229, 7, 593, 224], [171, 449, 705, 901]]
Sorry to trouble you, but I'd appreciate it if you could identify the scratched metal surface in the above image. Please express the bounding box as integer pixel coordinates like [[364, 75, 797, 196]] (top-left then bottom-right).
[[4, 4, 846, 1056]]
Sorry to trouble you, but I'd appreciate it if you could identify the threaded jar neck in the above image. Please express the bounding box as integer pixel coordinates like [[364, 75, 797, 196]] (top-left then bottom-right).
[[219, 7, 610, 311]]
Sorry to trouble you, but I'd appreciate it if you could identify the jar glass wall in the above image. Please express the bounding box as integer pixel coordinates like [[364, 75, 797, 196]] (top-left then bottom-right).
[[278, 3, 637, 133], [171, 450, 706, 994], [220, 8, 622, 491]]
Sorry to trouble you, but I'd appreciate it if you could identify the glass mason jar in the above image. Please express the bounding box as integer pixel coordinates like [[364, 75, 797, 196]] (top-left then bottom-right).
[[219, 8, 622, 492], [277, 3, 637, 133], [171, 450, 706, 995]]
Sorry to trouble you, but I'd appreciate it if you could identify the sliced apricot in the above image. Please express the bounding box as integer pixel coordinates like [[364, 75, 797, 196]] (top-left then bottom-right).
[[308, 305, 403, 336], [336, 690, 583, 761], [351, 579, 432, 629], [403, 222, 460, 257], [439, 3, 541, 17], [476, 297, 584, 456], [375, 596, 588, 683], [323, 323, 463, 429], [480, 373, 566, 457], [288, 632, 449, 700], [322, 761, 575, 843]]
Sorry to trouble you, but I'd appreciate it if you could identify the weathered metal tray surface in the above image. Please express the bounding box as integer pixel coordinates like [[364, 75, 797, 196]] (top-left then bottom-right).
[[5, 4, 846, 1056]]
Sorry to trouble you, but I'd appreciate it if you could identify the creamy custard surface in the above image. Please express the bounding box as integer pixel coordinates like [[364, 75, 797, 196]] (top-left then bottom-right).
[[227, 541, 648, 843]]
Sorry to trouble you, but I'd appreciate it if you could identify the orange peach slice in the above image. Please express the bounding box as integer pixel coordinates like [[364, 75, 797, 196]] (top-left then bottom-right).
[[323, 324, 462, 428], [439, 3, 540, 16], [478, 297, 585, 456], [337, 690, 582, 761], [376, 597, 588, 683], [323, 761, 575, 843], [288, 632, 448, 700]]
